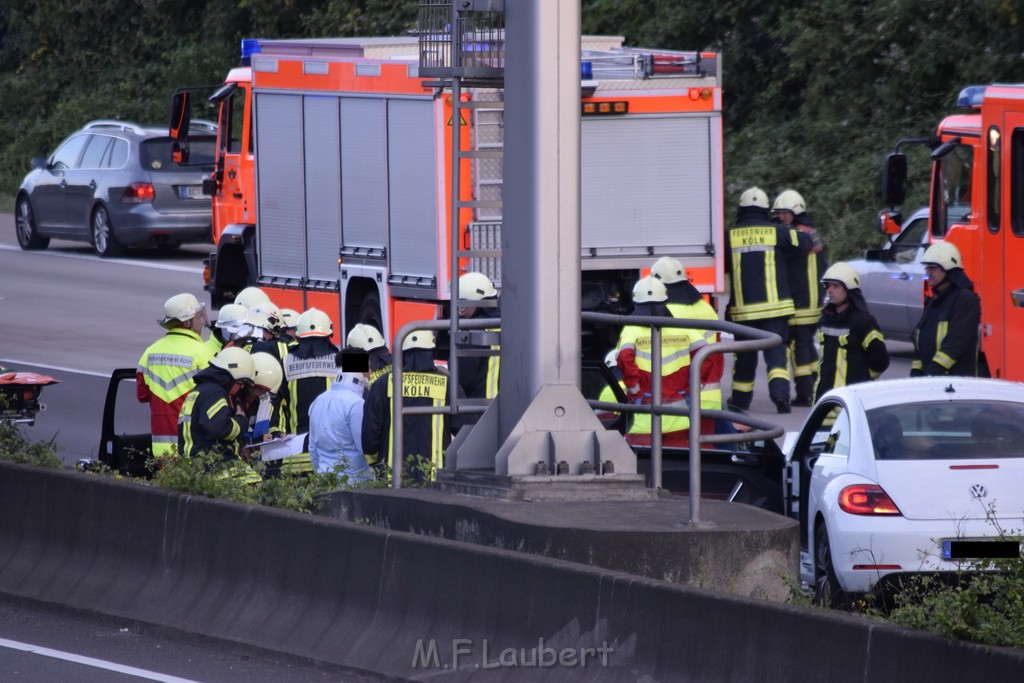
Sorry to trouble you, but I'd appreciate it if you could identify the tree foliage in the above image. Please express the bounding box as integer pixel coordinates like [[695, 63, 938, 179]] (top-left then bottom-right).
[[1, 0, 1023, 256]]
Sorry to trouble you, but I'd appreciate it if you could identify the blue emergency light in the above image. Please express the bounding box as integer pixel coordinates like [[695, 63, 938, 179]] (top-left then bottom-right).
[[240, 38, 261, 66], [956, 85, 986, 109]]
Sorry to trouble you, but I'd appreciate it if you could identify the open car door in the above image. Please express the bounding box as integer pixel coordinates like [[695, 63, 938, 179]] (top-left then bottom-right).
[[99, 368, 154, 477]]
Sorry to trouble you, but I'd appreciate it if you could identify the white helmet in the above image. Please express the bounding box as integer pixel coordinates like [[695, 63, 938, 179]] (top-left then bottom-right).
[[632, 276, 668, 304], [251, 352, 283, 393], [161, 293, 206, 326], [604, 349, 619, 369], [347, 323, 386, 351], [459, 272, 498, 301], [279, 308, 300, 329], [772, 189, 806, 214], [820, 262, 861, 290], [234, 286, 272, 308], [214, 303, 248, 329], [921, 241, 963, 270], [247, 303, 281, 332], [402, 330, 436, 350], [210, 347, 255, 382], [739, 187, 769, 209], [651, 256, 688, 284], [296, 308, 334, 338]]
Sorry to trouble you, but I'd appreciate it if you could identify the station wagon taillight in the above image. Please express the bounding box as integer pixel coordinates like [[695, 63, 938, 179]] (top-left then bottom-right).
[[838, 484, 902, 516], [122, 182, 155, 203]]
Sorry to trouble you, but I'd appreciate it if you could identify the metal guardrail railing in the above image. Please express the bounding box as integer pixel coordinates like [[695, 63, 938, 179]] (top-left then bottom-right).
[[582, 312, 785, 524], [389, 314, 784, 524]]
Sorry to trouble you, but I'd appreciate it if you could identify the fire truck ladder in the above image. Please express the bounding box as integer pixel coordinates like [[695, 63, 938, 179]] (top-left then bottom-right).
[[418, 0, 506, 423]]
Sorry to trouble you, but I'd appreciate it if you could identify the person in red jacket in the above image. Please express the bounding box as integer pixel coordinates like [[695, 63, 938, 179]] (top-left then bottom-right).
[[137, 293, 213, 462]]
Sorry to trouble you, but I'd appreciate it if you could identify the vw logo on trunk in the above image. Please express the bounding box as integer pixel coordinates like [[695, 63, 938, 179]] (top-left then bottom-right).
[[969, 484, 988, 499]]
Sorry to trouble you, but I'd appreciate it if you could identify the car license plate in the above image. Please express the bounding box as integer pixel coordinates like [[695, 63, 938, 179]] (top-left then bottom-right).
[[941, 539, 1021, 560], [179, 185, 205, 200]]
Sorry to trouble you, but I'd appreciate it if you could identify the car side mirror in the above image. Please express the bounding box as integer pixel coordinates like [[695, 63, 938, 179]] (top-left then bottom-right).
[[171, 141, 190, 165], [863, 248, 892, 262]]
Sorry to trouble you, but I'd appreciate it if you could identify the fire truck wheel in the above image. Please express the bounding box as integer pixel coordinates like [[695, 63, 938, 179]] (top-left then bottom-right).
[[91, 205, 127, 258]]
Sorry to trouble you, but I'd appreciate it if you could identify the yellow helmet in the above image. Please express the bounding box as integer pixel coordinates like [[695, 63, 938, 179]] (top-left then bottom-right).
[[234, 286, 272, 308], [296, 308, 334, 338], [739, 187, 769, 209], [210, 347, 255, 382], [161, 293, 205, 326], [402, 330, 436, 350], [347, 323, 386, 351], [772, 189, 806, 214], [459, 272, 498, 301], [632, 276, 667, 304], [921, 241, 963, 270], [820, 262, 861, 290], [251, 352, 283, 393], [651, 256, 688, 284]]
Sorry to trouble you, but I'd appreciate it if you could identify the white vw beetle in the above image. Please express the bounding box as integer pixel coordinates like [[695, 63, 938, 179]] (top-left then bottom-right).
[[784, 377, 1024, 606]]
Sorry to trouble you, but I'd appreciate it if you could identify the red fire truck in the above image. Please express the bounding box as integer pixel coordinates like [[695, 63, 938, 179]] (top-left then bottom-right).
[[171, 35, 725, 351], [881, 84, 1024, 379]]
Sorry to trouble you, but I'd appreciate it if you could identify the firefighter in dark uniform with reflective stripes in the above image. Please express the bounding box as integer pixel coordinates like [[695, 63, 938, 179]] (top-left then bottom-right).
[[456, 272, 501, 403], [361, 331, 458, 483], [347, 324, 392, 385], [773, 190, 828, 406], [912, 242, 981, 377], [177, 347, 261, 484], [725, 187, 812, 413], [815, 262, 890, 400]]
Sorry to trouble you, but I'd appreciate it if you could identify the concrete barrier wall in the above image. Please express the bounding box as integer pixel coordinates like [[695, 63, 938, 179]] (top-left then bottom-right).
[[0, 461, 1021, 681]]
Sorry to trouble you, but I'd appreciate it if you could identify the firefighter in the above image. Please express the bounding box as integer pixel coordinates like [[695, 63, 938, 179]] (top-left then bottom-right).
[[279, 309, 300, 340], [456, 271, 501, 401], [346, 323, 392, 384], [308, 349, 373, 482], [651, 256, 724, 415], [247, 351, 284, 442], [615, 276, 694, 446], [725, 187, 813, 414], [205, 303, 248, 355], [177, 347, 261, 484], [282, 308, 338, 434], [250, 304, 295, 441], [234, 286, 273, 309], [773, 190, 828, 406], [362, 330, 459, 483], [912, 242, 982, 377], [137, 293, 214, 461], [815, 262, 890, 400]]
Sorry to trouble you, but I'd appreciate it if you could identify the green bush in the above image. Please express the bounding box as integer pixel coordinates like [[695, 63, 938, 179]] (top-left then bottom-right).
[[0, 421, 62, 468]]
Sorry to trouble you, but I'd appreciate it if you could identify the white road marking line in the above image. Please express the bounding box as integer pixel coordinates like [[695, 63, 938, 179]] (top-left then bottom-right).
[[0, 244, 202, 274], [0, 636, 203, 683], [0, 359, 111, 378]]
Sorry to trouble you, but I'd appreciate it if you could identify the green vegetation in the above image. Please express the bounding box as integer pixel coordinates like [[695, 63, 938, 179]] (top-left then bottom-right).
[[2, 2, 1022, 257], [0, 421, 63, 468]]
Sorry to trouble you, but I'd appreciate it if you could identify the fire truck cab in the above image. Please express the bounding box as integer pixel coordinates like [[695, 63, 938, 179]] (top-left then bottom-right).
[[882, 84, 1024, 380]]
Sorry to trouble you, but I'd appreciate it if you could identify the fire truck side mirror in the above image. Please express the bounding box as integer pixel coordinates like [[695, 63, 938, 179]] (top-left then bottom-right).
[[169, 91, 192, 141], [881, 152, 907, 208]]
